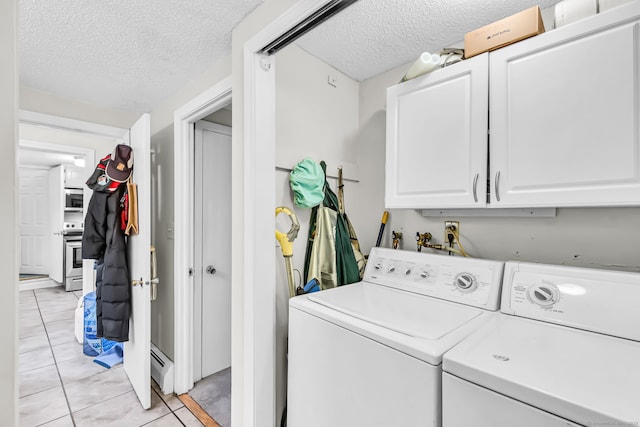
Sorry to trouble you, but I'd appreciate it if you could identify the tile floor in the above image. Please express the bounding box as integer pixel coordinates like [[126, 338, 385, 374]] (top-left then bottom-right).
[[19, 286, 204, 427]]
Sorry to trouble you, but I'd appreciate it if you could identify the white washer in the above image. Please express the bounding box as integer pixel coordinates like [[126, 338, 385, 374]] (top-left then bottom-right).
[[443, 261, 640, 427], [287, 248, 505, 427]]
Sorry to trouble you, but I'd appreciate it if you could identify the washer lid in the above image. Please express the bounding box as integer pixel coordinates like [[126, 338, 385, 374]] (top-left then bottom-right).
[[443, 315, 640, 425], [308, 282, 483, 340]]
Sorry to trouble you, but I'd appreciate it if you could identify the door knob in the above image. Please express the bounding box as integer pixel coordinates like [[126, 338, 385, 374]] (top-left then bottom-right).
[[206, 265, 217, 275]]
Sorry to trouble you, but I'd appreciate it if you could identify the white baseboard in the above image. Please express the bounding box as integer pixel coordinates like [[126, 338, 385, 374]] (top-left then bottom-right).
[[151, 343, 175, 395]]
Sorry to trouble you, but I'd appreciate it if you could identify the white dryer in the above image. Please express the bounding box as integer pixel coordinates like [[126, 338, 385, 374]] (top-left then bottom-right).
[[287, 248, 505, 427], [443, 261, 640, 427]]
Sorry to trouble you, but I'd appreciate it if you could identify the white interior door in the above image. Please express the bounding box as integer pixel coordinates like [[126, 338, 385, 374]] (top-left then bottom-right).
[[20, 168, 50, 275], [194, 121, 232, 381], [124, 114, 152, 409], [47, 165, 64, 282]]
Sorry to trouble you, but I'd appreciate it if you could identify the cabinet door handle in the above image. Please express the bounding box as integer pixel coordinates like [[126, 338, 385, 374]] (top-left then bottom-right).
[[494, 171, 501, 202], [472, 173, 479, 203]]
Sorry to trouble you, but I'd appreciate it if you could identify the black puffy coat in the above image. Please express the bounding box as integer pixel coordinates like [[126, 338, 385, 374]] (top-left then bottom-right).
[[83, 185, 130, 342]]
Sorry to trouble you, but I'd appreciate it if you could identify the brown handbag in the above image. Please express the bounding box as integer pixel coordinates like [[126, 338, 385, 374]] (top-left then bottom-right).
[[125, 176, 139, 236]]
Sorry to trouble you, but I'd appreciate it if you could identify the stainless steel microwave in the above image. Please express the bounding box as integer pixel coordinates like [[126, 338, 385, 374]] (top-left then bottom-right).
[[64, 188, 83, 211]]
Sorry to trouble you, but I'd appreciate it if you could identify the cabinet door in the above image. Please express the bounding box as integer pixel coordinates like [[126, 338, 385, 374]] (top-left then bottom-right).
[[386, 53, 488, 208], [490, 4, 640, 207], [64, 166, 84, 188]]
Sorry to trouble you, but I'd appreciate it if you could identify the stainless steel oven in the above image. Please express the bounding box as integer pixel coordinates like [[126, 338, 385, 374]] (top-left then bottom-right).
[[64, 236, 83, 291]]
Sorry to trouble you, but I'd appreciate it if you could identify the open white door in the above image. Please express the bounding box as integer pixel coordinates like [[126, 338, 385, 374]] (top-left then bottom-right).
[[124, 114, 152, 409], [48, 165, 64, 282]]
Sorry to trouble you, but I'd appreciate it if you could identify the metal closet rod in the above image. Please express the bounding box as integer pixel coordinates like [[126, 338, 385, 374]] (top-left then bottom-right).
[[258, 0, 359, 55]]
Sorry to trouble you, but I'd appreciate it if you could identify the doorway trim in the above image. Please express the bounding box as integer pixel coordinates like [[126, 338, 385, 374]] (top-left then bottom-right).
[[18, 139, 95, 289], [241, 1, 337, 424], [193, 120, 232, 383], [18, 112, 124, 295], [19, 110, 128, 140], [173, 77, 232, 395]]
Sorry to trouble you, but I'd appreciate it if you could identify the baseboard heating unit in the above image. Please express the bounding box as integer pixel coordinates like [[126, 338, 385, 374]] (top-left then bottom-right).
[[151, 343, 174, 395]]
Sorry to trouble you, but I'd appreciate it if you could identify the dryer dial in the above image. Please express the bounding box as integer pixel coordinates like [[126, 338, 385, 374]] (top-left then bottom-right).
[[527, 284, 559, 306], [454, 273, 477, 292]]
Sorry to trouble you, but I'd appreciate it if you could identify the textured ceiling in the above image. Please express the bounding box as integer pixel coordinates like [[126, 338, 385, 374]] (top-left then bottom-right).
[[20, 0, 566, 114], [20, 0, 263, 114], [297, 0, 564, 82]]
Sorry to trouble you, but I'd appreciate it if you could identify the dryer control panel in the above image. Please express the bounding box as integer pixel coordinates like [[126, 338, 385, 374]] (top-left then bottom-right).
[[364, 248, 504, 310], [502, 262, 640, 341]]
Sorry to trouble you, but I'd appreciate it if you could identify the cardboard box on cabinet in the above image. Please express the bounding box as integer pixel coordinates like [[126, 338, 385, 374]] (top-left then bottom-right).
[[464, 6, 545, 58]]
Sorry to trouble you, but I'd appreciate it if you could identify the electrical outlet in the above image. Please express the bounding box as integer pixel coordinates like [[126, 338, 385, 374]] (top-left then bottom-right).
[[444, 221, 459, 245]]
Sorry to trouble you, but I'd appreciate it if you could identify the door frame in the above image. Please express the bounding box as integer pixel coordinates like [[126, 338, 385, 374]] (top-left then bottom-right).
[[240, 0, 338, 424], [173, 77, 232, 395], [18, 111, 125, 294], [193, 120, 232, 383], [18, 141, 95, 280]]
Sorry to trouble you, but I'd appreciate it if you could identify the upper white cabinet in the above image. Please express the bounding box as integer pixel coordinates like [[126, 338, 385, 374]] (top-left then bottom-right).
[[386, 2, 640, 209], [64, 165, 85, 188], [490, 4, 640, 207], [386, 53, 489, 208]]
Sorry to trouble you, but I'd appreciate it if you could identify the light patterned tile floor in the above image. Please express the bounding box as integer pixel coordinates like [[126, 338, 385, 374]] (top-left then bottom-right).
[[18, 286, 203, 427]]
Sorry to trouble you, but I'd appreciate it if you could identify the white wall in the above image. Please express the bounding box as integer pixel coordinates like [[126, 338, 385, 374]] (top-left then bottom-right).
[[274, 42, 360, 419], [149, 56, 231, 360], [20, 123, 122, 167], [276, 44, 360, 177], [356, 60, 640, 272], [150, 58, 232, 135], [0, 0, 18, 422], [20, 86, 138, 129]]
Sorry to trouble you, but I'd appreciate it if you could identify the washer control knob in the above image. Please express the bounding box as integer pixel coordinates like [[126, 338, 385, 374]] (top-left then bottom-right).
[[387, 266, 396, 273], [374, 264, 382, 271], [528, 284, 559, 306], [420, 271, 430, 279], [455, 273, 477, 292], [405, 269, 412, 276]]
